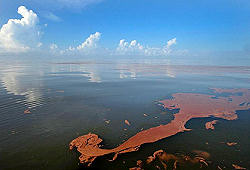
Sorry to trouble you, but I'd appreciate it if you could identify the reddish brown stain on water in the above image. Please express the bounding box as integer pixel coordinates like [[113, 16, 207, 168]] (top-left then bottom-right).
[[205, 120, 218, 130], [232, 164, 246, 169], [24, 109, 31, 114], [227, 142, 237, 146], [69, 88, 250, 166], [125, 120, 131, 126]]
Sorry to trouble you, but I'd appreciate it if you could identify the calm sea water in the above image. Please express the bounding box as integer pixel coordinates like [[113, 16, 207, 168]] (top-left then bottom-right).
[[0, 56, 249, 170]]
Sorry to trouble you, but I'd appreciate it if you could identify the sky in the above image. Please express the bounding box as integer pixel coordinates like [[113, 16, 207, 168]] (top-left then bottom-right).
[[0, 0, 250, 62]]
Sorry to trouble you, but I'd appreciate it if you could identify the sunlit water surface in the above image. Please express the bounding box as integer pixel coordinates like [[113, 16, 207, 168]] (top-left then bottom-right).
[[0, 57, 249, 170]]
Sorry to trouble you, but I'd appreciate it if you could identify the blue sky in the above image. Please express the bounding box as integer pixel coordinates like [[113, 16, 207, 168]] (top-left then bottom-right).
[[0, 0, 250, 60]]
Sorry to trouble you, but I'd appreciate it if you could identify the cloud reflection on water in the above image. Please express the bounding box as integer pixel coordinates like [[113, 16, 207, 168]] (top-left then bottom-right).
[[1, 59, 250, 110], [1, 65, 45, 109]]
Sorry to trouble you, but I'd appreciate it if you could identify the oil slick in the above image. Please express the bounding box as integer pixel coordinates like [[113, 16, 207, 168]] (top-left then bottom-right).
[[205, 120, 218, 130], [125, 120, 131, 126], [130, 150, 210, 170], [69, 88, 250, 166], [24, 109, 31, 114]]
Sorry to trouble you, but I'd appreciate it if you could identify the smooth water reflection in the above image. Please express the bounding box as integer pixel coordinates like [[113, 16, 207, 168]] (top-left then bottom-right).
[[0, 57, 250, 169]]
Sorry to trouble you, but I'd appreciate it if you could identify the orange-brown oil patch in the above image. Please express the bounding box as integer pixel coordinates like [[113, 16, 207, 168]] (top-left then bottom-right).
[[205, 120, 218, 130], [69, 88, 250, 166], [125, 120, 131, 126], [24, 109, 31, 114], [232, 164, 246, 169], [131, 149, 210, 169], [227, 142, 237, 146]]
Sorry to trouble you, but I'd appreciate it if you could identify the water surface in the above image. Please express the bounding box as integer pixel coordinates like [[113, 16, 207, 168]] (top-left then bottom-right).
[[0, 57, 249, 169]]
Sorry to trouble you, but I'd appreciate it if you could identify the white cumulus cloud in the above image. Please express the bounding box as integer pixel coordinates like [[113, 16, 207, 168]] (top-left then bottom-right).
[[64, 32, 101, 53], [77, 32, 101, 50], [116, 38, 177, 56], [116, 39, 144, 55], [0, 6, 41, 53], [163, 38, 177, 54]]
